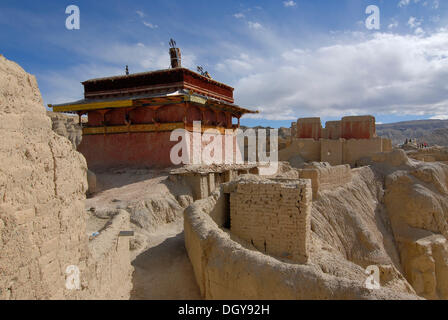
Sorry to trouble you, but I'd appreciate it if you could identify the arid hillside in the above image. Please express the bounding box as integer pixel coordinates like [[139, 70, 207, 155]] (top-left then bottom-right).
[[377, 120, 448, 147]]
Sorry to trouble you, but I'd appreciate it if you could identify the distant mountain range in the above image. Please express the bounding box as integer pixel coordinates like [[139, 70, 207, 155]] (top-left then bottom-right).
[[376, 119, 448, 146]]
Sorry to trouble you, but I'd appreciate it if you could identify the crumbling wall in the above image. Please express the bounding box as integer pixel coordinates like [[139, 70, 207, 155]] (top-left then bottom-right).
[[297, 118, 322, 139], [321, 139, 343, 166], [47, 111, 83, 149], [296, 116, 376, 140], [280, 137, 389, 166], [407, 147, 448, 163], [230, 180, 311, 263], [299, 164, 352, 199], [0, 56, 131, 300], [340, 116, 376, 140], [343, 137, 385, 166], [87, 210, 133, 299], [281, 115, 390, 166], [171, 165, 258, 201], [278, 139, 321, 163], [183, 187, 419, 300]]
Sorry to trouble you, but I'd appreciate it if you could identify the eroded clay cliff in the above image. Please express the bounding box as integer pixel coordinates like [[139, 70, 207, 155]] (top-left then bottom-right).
[[0, 56, 132, 300]]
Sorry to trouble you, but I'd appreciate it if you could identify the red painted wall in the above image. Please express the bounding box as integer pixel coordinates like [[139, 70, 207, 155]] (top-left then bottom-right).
[[341, 118, 375, 140], [87, 111, 104, 126], [78, 131, 240, 169], [129, 107, 155, 124], [105, 109, 126, 126], [156, 104, 185, 123], [296, 117, 376, 140], [80, 103, 239, 169], [297, 120, 322, 140], [78, 132, 176, 169]]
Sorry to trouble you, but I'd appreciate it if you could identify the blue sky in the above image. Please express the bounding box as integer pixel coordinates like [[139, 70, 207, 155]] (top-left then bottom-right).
[[0, 0, 447, 128]]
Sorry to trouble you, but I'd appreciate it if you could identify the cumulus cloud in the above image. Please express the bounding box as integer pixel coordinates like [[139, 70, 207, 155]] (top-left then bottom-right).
[[216, 30, 448, 120], [283, 1, 297, 8]]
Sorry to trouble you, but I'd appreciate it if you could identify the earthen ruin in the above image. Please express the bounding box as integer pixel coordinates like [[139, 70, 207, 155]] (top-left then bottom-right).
[[280, 116, 392, 166], [3, 49, 448, 301]]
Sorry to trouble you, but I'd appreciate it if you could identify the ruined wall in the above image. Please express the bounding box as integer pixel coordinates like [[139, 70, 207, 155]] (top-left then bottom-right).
[[87, 210, 132, 299], [278, 139, 321, 163], [325, 121, 342, 140], [0, 56, 131, 300], [299, 164, 352, 199], [296, 116, 376, 140], [297, 118, 322, 140], [321, 139, 343, 166], [407, 147, 448, 163], [340, 116, 376, 140], [279, 137, 389, 167], [343, 137, 385, 166], [230, 180, 312, 263], [171, 165, 258, 201], [183, 186, 418, 300], [281, 115, 388, 166], [47, 111, 83, 149]]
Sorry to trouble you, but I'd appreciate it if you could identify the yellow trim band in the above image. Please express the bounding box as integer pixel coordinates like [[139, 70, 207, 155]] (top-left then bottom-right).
[[50, 99, 134, 112], [82, 123, 235, 135]]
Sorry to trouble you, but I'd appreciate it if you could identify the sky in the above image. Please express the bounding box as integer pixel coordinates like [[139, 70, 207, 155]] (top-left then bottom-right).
[[0, 0, 447, 128]]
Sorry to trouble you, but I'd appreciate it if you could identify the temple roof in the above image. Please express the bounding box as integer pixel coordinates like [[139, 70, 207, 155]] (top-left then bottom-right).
[[49, 90, 258, 117], [80, 67, 235, 103], [82, 68, 232, 90]]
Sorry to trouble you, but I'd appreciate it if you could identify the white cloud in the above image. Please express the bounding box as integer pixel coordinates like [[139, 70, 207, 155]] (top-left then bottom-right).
[[414, 27, 425, 35], [398, 0, 411, 7], [399, 0, 431, 7], [216, 30, 448, 120], [388, 20, 399, 29], [283, 1, 297, 8], [248, 21, 263, 30], [430, 115, 448, 120], [433, 0, 440, 9], [136, 10, 145, 18], [234, 13, 245, 19], [143, 21, 158, 29], [408, 16, 422, 28]]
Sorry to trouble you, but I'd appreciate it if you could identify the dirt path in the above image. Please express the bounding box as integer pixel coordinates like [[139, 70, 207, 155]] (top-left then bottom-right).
[[130, 220, 202, 300]]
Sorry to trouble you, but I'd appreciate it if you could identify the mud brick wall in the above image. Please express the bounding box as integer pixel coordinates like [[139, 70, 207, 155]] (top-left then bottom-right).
[[299, 164, 352, 199], [230, 180, 312, 263]]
